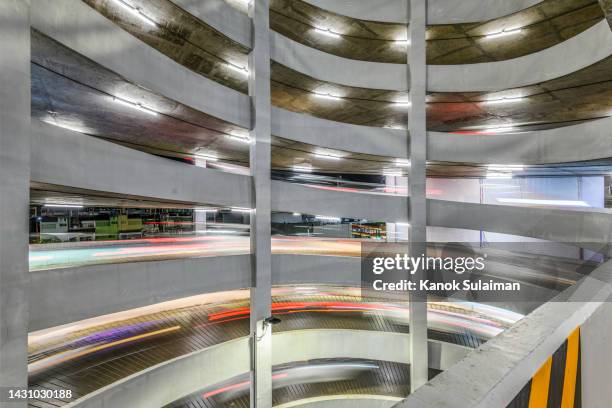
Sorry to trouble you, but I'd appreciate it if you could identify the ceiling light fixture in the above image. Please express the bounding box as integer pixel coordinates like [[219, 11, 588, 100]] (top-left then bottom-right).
[[292, 212, 301, 216], [231, 207, 253, 213], [293, 164, 313, 173], [113, 97, 158, 116], [314, 27, 341, 39], [315, 215, 342, 222], [113, 0, 157, 27], [226, 132, 250, 143], [226, 62, 249, 76], [43, 204, 84, 209], [487, 164, 524, 171], [485, 96, 525, 105], [313, 92, 342, 101], [393, 101, 411, 108], [487, 126, 516, 133], [395, 159, 411, 167], [313, 153, 342, 160], [485, 28, 522, 39]]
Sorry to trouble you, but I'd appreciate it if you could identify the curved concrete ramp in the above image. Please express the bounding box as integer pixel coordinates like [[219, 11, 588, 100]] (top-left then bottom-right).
[[428, 20, 612, 92], [63, 330, 468, 408], [302, 0, 543, 24]]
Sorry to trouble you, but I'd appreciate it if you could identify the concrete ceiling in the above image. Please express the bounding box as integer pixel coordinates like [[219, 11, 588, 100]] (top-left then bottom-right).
[[599, 0, 612, 27], [85, 0, 250, 93], [30, 183, 201, 209], [272, 0, 602, 64], [32, 30, 250, 166], [80, 0, 612, 132], [32, 2, 612, 177]]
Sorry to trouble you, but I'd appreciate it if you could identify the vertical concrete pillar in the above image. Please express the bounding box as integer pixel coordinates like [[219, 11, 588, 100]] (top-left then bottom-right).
[[248, 0, 272, 406], [407, 0, 429, 393], [0, 1, 30, 406]]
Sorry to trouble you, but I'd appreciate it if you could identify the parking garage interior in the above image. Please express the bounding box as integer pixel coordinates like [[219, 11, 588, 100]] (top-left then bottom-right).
[[1, 0, 612, 407]]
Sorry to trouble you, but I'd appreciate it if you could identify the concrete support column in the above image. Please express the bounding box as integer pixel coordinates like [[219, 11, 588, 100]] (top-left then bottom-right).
[[0, 1, 30, 406], [407, 0, 429, 393], [248, 0, 273, 406]]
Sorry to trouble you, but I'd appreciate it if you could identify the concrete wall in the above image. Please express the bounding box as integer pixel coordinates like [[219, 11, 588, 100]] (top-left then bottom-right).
[[0, 1, 30, 404], [393, 260, 612, 408], [428, 199, 612, 252], [63, 330, 469, 408], [580, 301, 612, 408], [29, 255, 252, 331], [170, 0, 251, 48], [302, 0, 543, 24], [271, 32, 408, 91], [428, 20, 612, 92], [271, 181, 409, 223], [428, 116, 612, 165], [30, 120, 252, 208], [272, 107, 408, 158], [31, 0, 250, 128], [275, 396, 400, 408]]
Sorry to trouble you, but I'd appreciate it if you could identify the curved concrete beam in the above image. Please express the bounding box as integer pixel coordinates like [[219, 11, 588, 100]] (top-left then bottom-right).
[[428, 199, 612, 249], [28, 255, 252, 332], [170, 0, 252, 48], [28, 251, 558, 331], [30, 121, 252, 208], [428, 20, 612, 92], [272, 107, 408, 158], [29, 254, 363, 331], [271, 181, 409, 223], [273, 254, 361, 286], [64, 337, 251, 408], [31, 0, 250, 128], [63, 330, 469, 408], [428, 116, 612, 165], [271, 32, 408, 91], [302, 0, 542, 24], [276, 395, 401, 408], [395, 260, 612, 408]]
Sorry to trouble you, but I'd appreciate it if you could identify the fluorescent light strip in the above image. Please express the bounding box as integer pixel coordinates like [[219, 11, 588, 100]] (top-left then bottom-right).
[[487, 164, 524, 171], [43, 204, 84, 209], [497, 198, 589, 207], [313, 153, 341, 160], [292, 212, 302, 216], [293, 165, 313, 173], [485, 28, 522, 39], [395, 159, 411, 167], [485, 97, 525, 105], [231, 207, 253, 213], [195, 208, 218, 213], [226, 133, 250, 143], [314, 27, 341, 39], [113, 98, 158, 116], [315, 215, 341, 222], [226, 63, 249, 76], [114, 0, 157, 27], [487, 127, 515, 133], [393, 101, 411, 108], [313, 92, 342, 101]]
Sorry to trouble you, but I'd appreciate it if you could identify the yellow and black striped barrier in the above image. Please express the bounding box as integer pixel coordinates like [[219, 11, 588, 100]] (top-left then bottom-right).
[[507, 328, 581, 408]]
